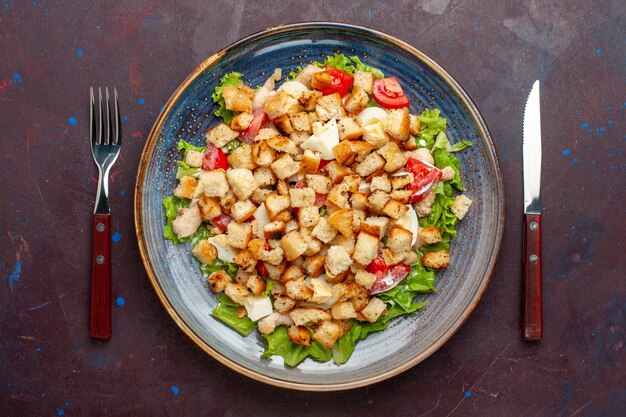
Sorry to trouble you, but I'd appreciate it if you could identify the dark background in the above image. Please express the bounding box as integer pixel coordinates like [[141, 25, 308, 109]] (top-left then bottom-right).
[[1, 1, 624, 416]]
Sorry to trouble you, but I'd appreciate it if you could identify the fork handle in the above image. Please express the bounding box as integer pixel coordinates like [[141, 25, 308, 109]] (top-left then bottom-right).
[[90, 213, 111, 340]]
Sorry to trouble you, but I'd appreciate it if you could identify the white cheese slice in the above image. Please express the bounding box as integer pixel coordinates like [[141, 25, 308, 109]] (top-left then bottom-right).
[[307, 277, 333, 304], [253, 203, 270, 238], [243, 295, 273, 321], [301, 119, 339, 160], [207, 234, 237, 263], [356, 107, 388, 126], [278, 81, 309, 98]]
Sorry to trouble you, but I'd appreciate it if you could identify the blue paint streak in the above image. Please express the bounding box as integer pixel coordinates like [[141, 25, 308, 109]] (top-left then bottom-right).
[[111, 231, 122, 242], [465, 391, 472, 397], [595, 49, 602, 55], [580, 122, 589, 130], [608, 120, 613, 125], [572, 158, 578, 163], [57, 409, 64, 416], [598, 126, 605, 132], [170, 385, 180, 395], [562, 149, 571, 156], [137, 98, 145, 105], [120, 190, 126, 196], [8, 261, 22, 290], [116, 296, 125, 306], [12, 73, 23, 84], [68, 117, 77, 125], [77, 49, 83, 58], [121, 115, 129, 121], [35, 347, 42, 352]]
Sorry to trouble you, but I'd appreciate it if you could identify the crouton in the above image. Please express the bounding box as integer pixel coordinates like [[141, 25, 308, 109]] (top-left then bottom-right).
[[359, 216, 390, 238], [343, 86, 369, 115], [231, 112, 254, 131], [171, 206, 202, 238], [273, 210, 293, 224], [226, 222, 252, 249], [222, 84, 254, 112], [333, 140, 358, 166], [354, 70, 375, 94], [451, 195, 472, 220], [349, 284, 370, 311], [325, 161, 353, 185], [255, 127, 281, 142], [192, 240, 217, 265], [226, 168, 257, 200], [336, 117, 364, 141], [331, 301, 357, 320], [311, 70, 333, 90], [356, 151, 386, 177], [267, 135, 297, 154], [353, 232, 380, 265], [370, 176, 391, 193], [253, 167, 275, 187], [368, 190, 391, 212], [409, 114, 421, 135], [205, 123, 239, 148], [382, 199, 409, 219], [276, 179, 289, 196], [391, 173, 413, 189], [263, 220, 286, 239], [306, 174, 331, 194], [387, 226, 414, 254], [418, 226, 442, 245], [360, 297, 387, 323], [280, 264, 304, 283], [421, 250, 450, 269], [233, 249, 256, 272], [413, 192, 436, 217], [325, 246, 353, 276], [300, 227, 323, 256], [251, 141, 276, 167], [288, 325, 312, 346], [354, 269, 377, 290], [342, 175, 362, 193], [352, 209, 366, 232], [298, 90, 322, 112], [199, 170, 230, 197], [311, 217, 338, 243], [378, 142, 408, 173], [298, 206, 320, 228], [230, 199, 257, 222], [389, 190, 411, 204], [299, 149, 321, 174], [219, 191, 237, 214], [263, 90, 303, 119], [331, 234, 356, 255], [227, 144, 255, 170], [185, 150, 204, 167], [315, 93, 347, 121], [289, 187, 315, 208], [280, 230, 308, 261], [173, 175, 197, 199], [243, 275, 264, 296], [290, 131, 311, 146], [251, 187, 272, 205], [235, 269, 251, 286], [350, 192, 369, 211], [327, 183, 350, 208], [265, 193, 291, 219], [290, 112, 312, 133], [352, 141, 377, 163], [362, 122, 390, 148], [382, 108, 410, 141], [273, 115, 294, 135], [289, 308, 332, 326], [302, 253, 326, 277], [307, 278, 333, 303], [313, 320, 342, 349], [247, 238, 266, 259], [270, 154, 300, 180], [224, 283, 249, 305], [263, 261, 286, 280], [441, 166, 456, 182], [207, 270, 233, 293], [274, 295, 297, 314], [260, 246, 285, 266], [285, 279, 314, 301], [327, 208, 354, 238]]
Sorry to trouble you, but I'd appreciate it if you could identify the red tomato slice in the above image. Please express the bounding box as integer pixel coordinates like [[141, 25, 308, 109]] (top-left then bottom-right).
[[256, 261, 268, 277], [369, 262, 411, 295], [372, 77, 410, 109], [318, 159, 332, 175], [318, 67, 354, 97], [240, 109, 268, 144], [202, 145, 229, 171], [366, 256, 389, 280], [405, 157, 442, 203], [211, 214, 231, 231]]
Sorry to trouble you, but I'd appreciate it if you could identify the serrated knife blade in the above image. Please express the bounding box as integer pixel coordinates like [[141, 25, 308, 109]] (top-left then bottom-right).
[[522, 80, 543, 340]]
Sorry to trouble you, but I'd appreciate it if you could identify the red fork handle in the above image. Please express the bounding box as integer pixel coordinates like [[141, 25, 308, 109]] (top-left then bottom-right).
[[522, 213, 542, 340], [90, 213, 111, 340]]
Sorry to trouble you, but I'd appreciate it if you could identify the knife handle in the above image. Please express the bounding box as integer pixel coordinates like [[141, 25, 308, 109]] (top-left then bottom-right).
[[90, 213, 111, 340], [522, 213, 542, 340]]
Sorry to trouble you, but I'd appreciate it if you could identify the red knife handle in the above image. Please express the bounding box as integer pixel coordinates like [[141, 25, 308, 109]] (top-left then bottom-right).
[[90, 213, 111, 340], [522, 213, 542, 340]]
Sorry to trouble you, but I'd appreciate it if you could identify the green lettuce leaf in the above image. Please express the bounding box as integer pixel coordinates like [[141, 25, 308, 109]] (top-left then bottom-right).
[[323, 54, 355, 73], [212, 72, 244, 124], [177, 138, 206, 156], [200, 258, 238, 278], [212, 293, 256, 336], [349, 56, 384, 78], [331, 323, 362, 365], [261, 326, 331, 366], [175, 160, 201, 179], [417, 108, 448, 148], [405, 259, 436, 292], [284, 66, 303, 82], [162, 196, 188, 244], [226, 139, 245, 153]]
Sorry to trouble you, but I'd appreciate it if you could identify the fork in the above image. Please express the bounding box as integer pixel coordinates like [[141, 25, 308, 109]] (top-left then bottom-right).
[[89, 87, 121, 340]]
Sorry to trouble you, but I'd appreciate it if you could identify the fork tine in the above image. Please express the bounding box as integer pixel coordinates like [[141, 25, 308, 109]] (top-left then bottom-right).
[[90, 87, 96, 145], [98, 87, 103, 145], [104, 87, 111, 145], [113, 88, 120, 146]]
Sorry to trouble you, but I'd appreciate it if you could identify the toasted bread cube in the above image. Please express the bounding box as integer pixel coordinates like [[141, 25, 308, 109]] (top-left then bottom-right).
[[286, 325, 312, 346], [253, 167, 276, 188], [226, 222, 252, 249], [273, 210, 293, 224], [270, 154, 299, 180], [263, 90, 303, 119], [289, 308, 332, 326], [327, 208, 354, 238], [311, 217, 338, 244], [368, 190, 391, 212], [285, 279, 314, 300], [421, 250, 450, 269], [298, 206, 320, 228], [390, 190, 412, 205], [184, 150, 204, 167], [302, 253, 326, 277], [273, 115, 294, 135], [300, 149, 321, 174], [298, 90, 322, 112], [382, 199, 409, 219], [360, 216, 390, 238], [231, 112, 254, 131], [451, 195, 473, 220], [341, 175, 361, 193], [263, 261, 286, 280], [325, 246, 353, 276], [331, 301, 357, 320], [222, 84, 254, 112], [401, 137, 418, 150], [391, 172, 413, 189], [274, 295, 297, 314], [290, 131, 311, 145], [251, 141, 276, 167], [354, 268, 377, 290], [382, 248, 408, 265], [280, 230, 308, 261], [174, 175, 197, 199], [276, 179, 289, 196], [370, 176, 391, 193], [331, 234, 356, 255], [353, 232, 380, 265], [207, 270, 233, 293], [199, 170, 230, 198], [327, 183, 350, 208], [387, 226, 413, 254], [337, 117, 364, 141], [350, 192, 369, 211], [362, 121, 390, 148], [315, 93, 347, 121], [356, 151, 385, 177], [313, 320, 342, 349], [300, 227, 322, 256], [354, 70, 375, 94], [265, 193, 291, 219], [205, 123, 239, 148], [295, 64, 324, 88], [349, 284, 370, 312], [197, 196, 222, 221], [280, 264, 305, 283], [409, 114, 421, 135], [378, 142, 408, 173], [352, 140, 376, 162], [344, 86, 369, 115], [227, 144, 255, 170], [352, 209, 366, 232], [226, 168, 257, 200], [244, 275, 265, 296], [192, 240, 217, 265], [289, 187, 315, 208], [382, 108, 410, 141], [233, 249, 256, 273], [267, 135, 297, 154], [360, 297, 386, 323], [220, 191, 237, 214], [289, 112, 312, 133], [311, 70, 333, 90], [224, 282, 249, 305], [263, 221, 286, 239], [306, 174, 331, 194], [419, 226, 442, 245], [332, 140, 358, 166], [325, 160, 353, 185], [247, 238, 266, 259], [230, 199, 257, 222], [251, 187, 272, 205]]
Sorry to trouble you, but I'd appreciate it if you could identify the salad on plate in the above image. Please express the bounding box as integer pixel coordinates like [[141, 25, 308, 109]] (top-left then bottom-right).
[[163, 54, 473, 366]]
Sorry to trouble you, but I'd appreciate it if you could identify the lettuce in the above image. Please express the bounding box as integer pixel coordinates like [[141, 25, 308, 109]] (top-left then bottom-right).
[[175, 160, 201, 179], [212, 293, 257, 336], [417, 108, 448, 147], [212, 72, 244, 124], [349, 56, 384, 78], [225, 139, 245, 153], [177, 138, 205, 156], [261, 326, 332, 366], [162, 196, 211, 246], [200, 258, 238, 279], [286, 54, 384, 82]]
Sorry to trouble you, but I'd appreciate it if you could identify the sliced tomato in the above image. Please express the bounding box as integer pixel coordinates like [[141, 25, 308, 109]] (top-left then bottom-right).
[[366, 256, 389, 280], [318, 159, 332, 175], [369, 262, 411, 295], [372, 77, 410, 109], [239, 109, 268, 143], [318, 67, 354, 97], [256, 261, 268, 277], [405, 157, 442, 203], [211, 214, 231, 231], [202, 145, 229, 171]]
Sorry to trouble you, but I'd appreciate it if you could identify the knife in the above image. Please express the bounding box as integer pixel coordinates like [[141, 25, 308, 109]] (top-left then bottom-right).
[[522, 80, 543, 340]]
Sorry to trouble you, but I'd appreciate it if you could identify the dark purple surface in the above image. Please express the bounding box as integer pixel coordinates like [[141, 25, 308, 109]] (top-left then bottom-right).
[[1, 1, 624, 415]]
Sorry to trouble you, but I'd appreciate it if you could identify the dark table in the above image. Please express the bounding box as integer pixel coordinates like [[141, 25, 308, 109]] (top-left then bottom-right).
[[1, 1, 624, 415]]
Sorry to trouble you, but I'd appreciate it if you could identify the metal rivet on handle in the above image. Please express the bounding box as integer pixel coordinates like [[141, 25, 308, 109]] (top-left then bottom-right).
[[96, 223, 105, 232], [529, 254, 538, 262], [530, 222, 538, 231], [96, 255, 105, 265]]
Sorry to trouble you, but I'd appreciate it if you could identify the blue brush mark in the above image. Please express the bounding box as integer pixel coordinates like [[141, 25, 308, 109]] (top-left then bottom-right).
[[620, 102, 626, 108], [77, 49, 83, 58], [8, 261, 22, 290], [111, 231, 122, 242], [465, 391, 472, 397], [559, 131, 567, 136], [116, 296, 125, 306], [137, 98, 145, 105], [121, 115, 129, 121], [41, 393, 45, 398], [595, 49, 602, 55], [580, 122, 590, 130], [11, 73, 23, 84], [68, 117, 77, 126], [57, 409, 64, 416], [171, 386, 180, 395], [120, 190, 126, 196], [610, 165, 616, 171], [572, 158, 578, 163], [35, 347, 42, 352], [608, 120, 613, 125], [562, 149, 571, 156], [598, 126, 605, 133]]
